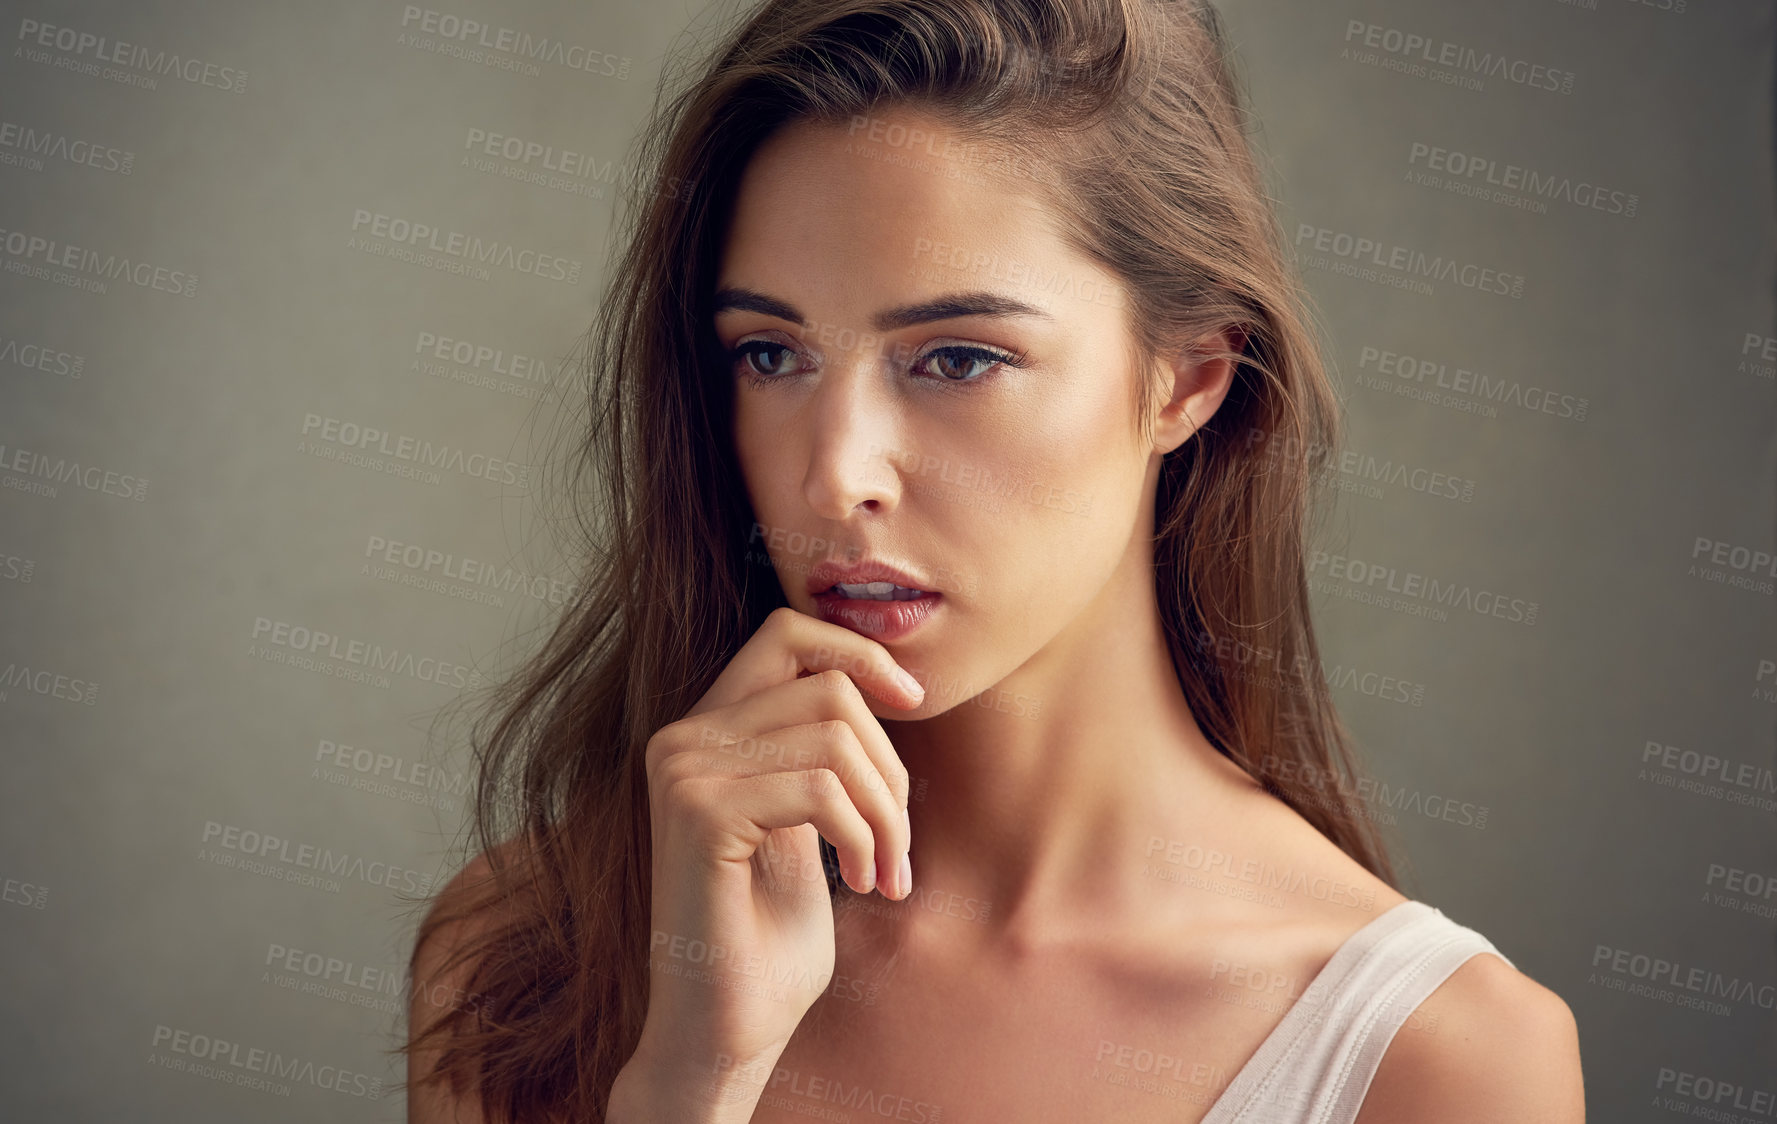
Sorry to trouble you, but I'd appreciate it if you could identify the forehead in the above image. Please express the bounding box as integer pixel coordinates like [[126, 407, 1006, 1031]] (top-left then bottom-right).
[[718, 110, 1120, 317]]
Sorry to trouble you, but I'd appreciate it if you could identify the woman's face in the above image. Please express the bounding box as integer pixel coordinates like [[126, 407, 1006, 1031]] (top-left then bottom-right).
[[717, 107, 1210, 718]]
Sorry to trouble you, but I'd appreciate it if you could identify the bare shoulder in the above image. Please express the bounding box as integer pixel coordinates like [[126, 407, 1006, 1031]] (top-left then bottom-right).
[[407, 835, 534, 1124], [1353, 951, 1586, 1124], [1227, 793, 1584, 1120], [414, 834, 533, 963], [1234, 785, 1411, 919]]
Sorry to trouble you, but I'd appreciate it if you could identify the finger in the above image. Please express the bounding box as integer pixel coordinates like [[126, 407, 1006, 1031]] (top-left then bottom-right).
[[694, 671, 911, 810], [688, 674, 910, 886], [721, 767, 881, 896], [687, 607, 925, 718], [693, 718, 908, 897]]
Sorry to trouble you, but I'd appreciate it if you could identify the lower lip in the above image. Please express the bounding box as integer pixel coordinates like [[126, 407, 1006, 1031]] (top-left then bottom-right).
[[812, 590, 943, 642]]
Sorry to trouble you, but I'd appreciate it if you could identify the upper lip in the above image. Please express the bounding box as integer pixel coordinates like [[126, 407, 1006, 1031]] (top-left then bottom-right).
[[806, 557, 938, 596]]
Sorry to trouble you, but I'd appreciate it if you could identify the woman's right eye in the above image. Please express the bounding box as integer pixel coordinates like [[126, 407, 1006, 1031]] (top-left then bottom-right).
[[732, 341, 803, 379]]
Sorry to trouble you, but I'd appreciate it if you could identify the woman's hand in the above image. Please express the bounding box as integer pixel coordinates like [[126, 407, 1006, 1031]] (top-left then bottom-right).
[[619, 606, 921, 1118]]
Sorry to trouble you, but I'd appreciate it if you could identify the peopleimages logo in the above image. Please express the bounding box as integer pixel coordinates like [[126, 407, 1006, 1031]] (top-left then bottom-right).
[[264, 941, 406, 1006], [1354, 345, 1590, 423], [409, 329, 563, 400], [1742, 332, 1776, 380], [1295, 224, 1525, 299], [1406, 141, 1638, 218], [1689, 535, 1777, 596], [461, 128, 624, 185], [1342, 20, 1576, 94], [398, 6, 631, 79], [200, 820, 437, 896], [1654, 1069, 1773, 1121], [313, 736, 472, 811], [0, 120, 135, 174], [0, 224, 197, 296], [364, 534, 578, 606], [1308, 551, 1539, 626], [149, 1024, 382, 1100], [0, 332, 85, 378], [298, 413, 533, 489], [15, 18, 249, 92], [413, 330, 553, 384], [0, 438, 149, 501], [1590, 944, 1775, 1015], [1246, 431, 1475, 503], [0, 660, 98, 704], [249, 616, 487, 691], [348, 209, 581, 284]]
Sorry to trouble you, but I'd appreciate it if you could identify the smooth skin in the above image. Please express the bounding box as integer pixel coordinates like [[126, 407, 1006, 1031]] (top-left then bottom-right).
[[408, 106, 1585, 1123]]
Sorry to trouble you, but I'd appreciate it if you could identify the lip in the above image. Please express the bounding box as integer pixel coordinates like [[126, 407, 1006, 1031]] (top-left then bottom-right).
[[806, 557, 945, 643], [806, 558, 935, 596]]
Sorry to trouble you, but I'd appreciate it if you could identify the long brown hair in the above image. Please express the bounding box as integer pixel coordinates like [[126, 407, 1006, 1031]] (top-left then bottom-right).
[[393, 0, 1397, 1118]]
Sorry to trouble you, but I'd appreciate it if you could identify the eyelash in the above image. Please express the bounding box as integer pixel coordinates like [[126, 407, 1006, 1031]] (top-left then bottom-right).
[[729, 340, 1028, 386]]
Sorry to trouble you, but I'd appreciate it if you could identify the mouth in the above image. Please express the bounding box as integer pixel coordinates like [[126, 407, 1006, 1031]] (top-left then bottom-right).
[[821, 580, 931, 601], [804, 558, 948, 642], [810, 583, 943, 642]]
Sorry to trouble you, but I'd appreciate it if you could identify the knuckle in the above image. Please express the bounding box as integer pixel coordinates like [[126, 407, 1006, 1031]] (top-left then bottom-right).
[[881, 761, 911, 798], [815, 667, 857, 698], [688, 775, 735, 821], [656, 767, 710, 814], [767, 605, 801, 631], [643, 734, 666, 769], [830, 720, 865, 753], [651, 747, 702, 789], [814, 718, 852, 745], [806, 767, 844, 799], [814, 666, 849, 689], [651, 719, 692, 753]]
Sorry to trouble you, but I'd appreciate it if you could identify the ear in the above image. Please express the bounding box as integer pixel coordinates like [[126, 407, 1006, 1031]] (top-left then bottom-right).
[[1151, 325, 1244, 456]]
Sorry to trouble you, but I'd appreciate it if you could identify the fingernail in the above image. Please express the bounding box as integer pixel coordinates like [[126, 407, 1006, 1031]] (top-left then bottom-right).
[[897, 851, 912, 899], [896, 668, 924, 698]]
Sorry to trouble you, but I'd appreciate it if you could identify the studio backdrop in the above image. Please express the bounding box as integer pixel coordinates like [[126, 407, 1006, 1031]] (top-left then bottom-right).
[[0, 0, 1772, 1120]]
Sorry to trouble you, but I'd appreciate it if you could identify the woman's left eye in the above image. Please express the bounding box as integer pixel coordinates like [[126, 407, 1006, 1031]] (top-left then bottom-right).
[[913, 345, 1025, 383]]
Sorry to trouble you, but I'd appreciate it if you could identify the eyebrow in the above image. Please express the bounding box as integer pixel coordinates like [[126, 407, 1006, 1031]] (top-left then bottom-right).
[[712, 286, 1054, 332]]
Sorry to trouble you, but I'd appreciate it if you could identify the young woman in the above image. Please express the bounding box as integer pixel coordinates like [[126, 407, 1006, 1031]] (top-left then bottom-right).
[[399, 1, 1585, 1121]]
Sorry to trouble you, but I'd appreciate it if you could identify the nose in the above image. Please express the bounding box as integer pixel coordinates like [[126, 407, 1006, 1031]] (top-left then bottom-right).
[[801, 353, 903, 522]]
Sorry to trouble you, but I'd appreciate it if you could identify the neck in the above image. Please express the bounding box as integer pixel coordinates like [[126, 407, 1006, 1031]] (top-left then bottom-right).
[[878, 539, 1263, 956]]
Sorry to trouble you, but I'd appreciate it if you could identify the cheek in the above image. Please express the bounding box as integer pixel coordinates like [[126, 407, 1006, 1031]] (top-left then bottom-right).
[[732, 392, 761, 470], [733, 401, 830, 588], [990, 379, 1136, 529], [952, 391, 1141, 613], [732, 399, 787, 512]]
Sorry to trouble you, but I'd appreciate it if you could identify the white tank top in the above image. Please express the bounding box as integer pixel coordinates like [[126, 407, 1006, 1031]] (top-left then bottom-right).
[[1199, 899, 1513, 1124]]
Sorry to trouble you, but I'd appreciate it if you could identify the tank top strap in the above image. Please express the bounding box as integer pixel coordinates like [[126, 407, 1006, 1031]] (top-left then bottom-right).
[[1201, 899, 1514, 1124]]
